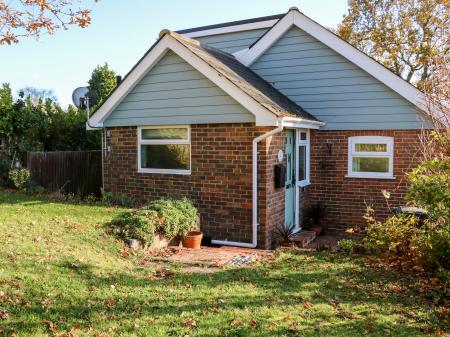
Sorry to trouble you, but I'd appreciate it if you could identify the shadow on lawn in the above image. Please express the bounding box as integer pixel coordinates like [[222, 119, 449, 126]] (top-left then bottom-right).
[[3, 254, 439, 336]]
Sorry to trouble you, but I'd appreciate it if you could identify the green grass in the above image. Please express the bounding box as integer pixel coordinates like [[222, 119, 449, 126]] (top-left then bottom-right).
[[0, 191, 447, 337]]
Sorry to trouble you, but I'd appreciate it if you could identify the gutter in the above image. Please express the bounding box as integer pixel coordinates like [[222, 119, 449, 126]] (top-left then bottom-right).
[[211, 121, 285, 248]]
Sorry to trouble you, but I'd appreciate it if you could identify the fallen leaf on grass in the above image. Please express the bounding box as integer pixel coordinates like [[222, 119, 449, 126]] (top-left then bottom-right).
[[42, 320, 57, 333], [181, 318, 197, 329], [0, 311, 8, 320], [301, 301, 314, 308]]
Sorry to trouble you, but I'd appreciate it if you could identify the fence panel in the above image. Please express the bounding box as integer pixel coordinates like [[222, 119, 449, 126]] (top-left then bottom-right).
[[27, 151, 102, 197]]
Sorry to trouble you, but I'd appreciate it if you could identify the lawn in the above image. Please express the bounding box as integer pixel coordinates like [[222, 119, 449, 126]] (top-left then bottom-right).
[[0, 191, 447, 337]]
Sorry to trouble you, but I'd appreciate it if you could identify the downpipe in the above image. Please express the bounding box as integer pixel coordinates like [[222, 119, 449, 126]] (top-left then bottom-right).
[[211, 124, 284, 248]]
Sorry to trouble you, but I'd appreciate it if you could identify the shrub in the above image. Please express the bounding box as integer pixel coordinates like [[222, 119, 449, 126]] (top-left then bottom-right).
[[8, 168, 30, 190], [101, 188, 135, 207], [144, 198, 199, 238], [108, 209, 158, 245], [107, 197, 199, 246], [338, 239, 357, 254]]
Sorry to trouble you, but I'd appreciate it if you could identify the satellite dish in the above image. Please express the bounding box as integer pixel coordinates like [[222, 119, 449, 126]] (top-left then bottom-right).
[[72, 87, 89, 108], [72, 86, 99, 109]]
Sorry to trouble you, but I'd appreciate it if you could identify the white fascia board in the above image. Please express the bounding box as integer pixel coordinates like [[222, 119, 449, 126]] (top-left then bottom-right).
[[278, 117, 324, 129], [235, 9, 428, 113], [88, 34, 277, 127], [237, 12, 294, 67], [182, 19, 278, 38]]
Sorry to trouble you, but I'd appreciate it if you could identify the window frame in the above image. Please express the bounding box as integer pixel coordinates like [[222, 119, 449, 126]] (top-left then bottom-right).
[[296, 129, 310, 187], [347, 136, 394, 179], [137, 125, 191, 175]]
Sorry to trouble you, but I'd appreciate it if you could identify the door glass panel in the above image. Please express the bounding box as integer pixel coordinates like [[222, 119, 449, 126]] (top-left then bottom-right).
[[300, 132, 307, 141], [298, 145, 306, 181]]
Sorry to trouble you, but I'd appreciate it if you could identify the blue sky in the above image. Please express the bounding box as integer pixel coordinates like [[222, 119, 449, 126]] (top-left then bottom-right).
[[0, 0, 348, 107]]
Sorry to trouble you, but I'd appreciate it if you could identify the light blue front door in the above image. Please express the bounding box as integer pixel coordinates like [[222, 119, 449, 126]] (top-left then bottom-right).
[[285, 130, 295, 229]]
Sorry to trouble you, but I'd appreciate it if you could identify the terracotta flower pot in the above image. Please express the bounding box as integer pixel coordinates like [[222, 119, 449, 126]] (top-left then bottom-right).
[[181, 231, 203, 249]]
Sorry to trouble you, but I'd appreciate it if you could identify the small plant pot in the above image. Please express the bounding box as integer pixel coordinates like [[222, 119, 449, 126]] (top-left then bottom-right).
[[181, 231, 203, 249]]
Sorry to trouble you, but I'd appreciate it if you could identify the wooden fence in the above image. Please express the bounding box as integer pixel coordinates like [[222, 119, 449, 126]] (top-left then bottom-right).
[[27, 151, 102, 197]]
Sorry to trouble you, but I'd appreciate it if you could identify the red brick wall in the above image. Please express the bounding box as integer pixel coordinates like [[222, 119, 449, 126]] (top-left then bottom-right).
[[308, 130, 423, 233], [103, 123, 284, 248]]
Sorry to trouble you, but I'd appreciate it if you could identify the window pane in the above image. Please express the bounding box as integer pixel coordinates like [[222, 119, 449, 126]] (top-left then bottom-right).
[[300, 132, 307, 141], [142, 128, 188, 140], [141, 144, 190, 170], [298, 145, 306, 181], [352, 157, 389, 173], [355, 143, 387, 152]]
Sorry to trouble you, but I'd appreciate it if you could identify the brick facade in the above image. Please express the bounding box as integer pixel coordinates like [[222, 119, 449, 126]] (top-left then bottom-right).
[[103, 124, 423, 248], [103, 123, 285, 248], [307, 130, 423, 233]]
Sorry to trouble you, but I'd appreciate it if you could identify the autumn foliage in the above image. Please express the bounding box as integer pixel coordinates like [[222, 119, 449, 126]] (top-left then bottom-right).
[[0, 0, 96, 45]]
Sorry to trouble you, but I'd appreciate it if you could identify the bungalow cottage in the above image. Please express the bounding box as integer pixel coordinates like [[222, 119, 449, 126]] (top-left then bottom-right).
[[88, 8, 430, 249]]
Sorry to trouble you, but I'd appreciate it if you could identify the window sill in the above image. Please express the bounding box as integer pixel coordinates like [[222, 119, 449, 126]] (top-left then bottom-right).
[[345, 174, 396, 180], [138, 168, 191, 175]]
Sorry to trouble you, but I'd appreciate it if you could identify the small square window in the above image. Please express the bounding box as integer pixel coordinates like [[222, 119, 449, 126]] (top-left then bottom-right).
[[347, 136, 394, 179]]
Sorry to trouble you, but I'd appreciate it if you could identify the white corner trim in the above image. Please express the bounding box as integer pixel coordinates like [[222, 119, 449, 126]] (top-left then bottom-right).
[[88, 34, 278, 127], [235, 9, 427, 112], [182, 19, 278, 38]]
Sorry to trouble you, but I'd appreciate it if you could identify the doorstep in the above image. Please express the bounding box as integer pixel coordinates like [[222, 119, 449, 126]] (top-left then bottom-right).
[[291, 230, 317, 248]]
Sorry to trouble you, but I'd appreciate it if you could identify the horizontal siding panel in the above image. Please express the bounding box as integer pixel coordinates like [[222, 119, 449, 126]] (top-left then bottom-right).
[[309, 106, 420, 116], [315, 113, 422, 123], [251, 26, 425, 130], [256, 48, 338, 63], [105, 52, 252, 125], [279, 83, 389, 95], [110, 105, 249, 119], [104, 113, 255, 127], [254, 62, 357, 76], [133, 78, 215, 92], [124, 87, 226, 102], [264, 70, 373, 83], [117, 95, 239, 111], [139, 70, 205, 84], [252, 54, 350, 69], [322, 121, 426, 130], [300, 98, 413, 109]]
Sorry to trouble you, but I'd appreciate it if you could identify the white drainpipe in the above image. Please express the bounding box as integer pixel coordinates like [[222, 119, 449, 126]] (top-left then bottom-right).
[[211, 123, 285, 248]]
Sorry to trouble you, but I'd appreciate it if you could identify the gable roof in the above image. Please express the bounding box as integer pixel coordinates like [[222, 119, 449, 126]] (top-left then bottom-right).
[[88, 29, 321, 128], [170, 31, 317, 121], [234, 7, 428, 113]]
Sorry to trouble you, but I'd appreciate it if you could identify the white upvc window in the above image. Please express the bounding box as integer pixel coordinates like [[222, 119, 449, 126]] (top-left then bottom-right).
[[137, 125, 191, 175], [347, 136, 394, 179], [297, 129, 310, 186]]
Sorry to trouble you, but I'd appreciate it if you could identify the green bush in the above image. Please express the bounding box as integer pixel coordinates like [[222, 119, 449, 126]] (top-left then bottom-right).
[[107, 197, 199, 245], [144, 198, 198, 238], [363, 154, 449, 276], [338, 239, 357, 254], [108, 209, 158, 245], [8, 168, 30, 190]]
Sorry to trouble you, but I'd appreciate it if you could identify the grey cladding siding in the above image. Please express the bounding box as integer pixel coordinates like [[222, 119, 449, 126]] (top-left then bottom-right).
[[251, 27, 427, 130], [104, 51, 254, 127], [196, 28, 268, 53]]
